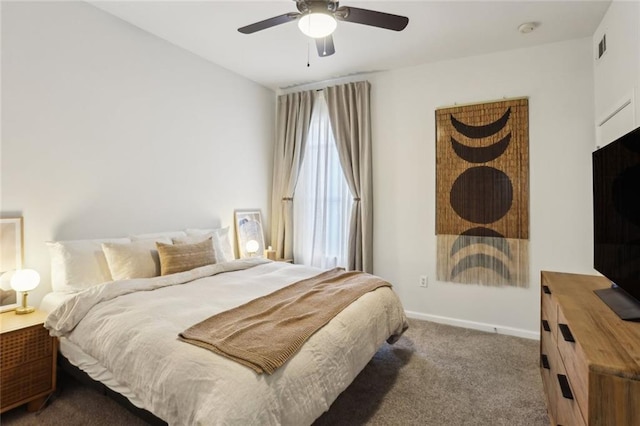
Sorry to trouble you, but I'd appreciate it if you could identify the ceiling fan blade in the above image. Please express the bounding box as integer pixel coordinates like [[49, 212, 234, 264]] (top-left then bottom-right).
[[238, 12, 300, 34], [315, 35, 335, 57], [336, 6, 409, 31]]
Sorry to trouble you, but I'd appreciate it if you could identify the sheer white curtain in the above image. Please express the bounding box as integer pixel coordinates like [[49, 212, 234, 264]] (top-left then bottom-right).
[[293, 92, 352, 269]]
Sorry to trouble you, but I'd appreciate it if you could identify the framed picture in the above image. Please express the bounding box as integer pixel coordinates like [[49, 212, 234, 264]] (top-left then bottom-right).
[[0, 217, 24, 312], [234, 210, 265, 258]]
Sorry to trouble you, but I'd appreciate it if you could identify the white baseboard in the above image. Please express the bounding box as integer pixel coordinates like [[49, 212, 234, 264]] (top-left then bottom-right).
[[404, 310, 540, 340]]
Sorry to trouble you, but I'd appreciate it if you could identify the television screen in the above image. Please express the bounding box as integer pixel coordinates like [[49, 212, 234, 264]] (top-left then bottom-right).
[[593, 126, 640, 304]]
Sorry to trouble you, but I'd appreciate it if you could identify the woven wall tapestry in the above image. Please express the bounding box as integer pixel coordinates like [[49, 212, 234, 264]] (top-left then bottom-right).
[[435, 98, 529, 287]]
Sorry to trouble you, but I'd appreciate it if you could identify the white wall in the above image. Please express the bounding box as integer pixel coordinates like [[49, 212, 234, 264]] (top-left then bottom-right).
[[369, 38, 596, 338], [1, 2, 275, 306], [593, 0, 640, 123], [592, 0, 640, 147]]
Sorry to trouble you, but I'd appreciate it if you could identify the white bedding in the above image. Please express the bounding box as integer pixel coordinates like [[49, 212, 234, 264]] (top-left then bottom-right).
[[40, 292, 143, 403], [45, 259, 408, 425]]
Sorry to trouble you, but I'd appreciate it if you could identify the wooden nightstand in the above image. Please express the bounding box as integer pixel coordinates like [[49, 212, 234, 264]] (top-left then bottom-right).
[[0, 309, 57, 413]]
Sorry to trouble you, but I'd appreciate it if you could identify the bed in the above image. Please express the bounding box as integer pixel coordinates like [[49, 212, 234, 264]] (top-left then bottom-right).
[[41, 231, 408, 425]]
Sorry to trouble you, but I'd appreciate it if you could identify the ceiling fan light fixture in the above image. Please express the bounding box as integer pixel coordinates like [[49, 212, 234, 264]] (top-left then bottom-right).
[[298, 12, 337, 39]]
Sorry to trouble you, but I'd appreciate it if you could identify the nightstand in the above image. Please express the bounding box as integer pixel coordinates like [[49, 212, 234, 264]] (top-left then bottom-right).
[[0, 309, 57, 413]]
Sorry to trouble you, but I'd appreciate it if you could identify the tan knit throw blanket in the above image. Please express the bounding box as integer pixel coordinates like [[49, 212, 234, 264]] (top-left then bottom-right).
[[179, 268, 391, 374]]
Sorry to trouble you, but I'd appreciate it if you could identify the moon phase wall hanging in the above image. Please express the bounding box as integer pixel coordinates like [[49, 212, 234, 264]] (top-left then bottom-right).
[[435, 98, 529, 287]]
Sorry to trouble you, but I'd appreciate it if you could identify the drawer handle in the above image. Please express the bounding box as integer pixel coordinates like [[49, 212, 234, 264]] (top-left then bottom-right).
[[541, 319, 551, 332], [541, 354, 550, 370], [542, 285, 551, 295], [559, 324, 575, 342], [557, 374, 574, 400]]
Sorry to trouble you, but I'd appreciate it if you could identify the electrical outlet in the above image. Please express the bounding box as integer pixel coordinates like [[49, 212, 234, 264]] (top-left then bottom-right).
[[419, 275, 428, 288]]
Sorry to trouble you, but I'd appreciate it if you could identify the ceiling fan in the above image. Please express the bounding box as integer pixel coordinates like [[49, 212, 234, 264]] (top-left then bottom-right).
[[238, 0, 409, 57]]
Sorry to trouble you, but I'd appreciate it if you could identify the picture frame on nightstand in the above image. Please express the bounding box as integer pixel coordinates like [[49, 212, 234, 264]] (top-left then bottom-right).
[[0, 217, 24, 312], [234, 210, 265, 259]]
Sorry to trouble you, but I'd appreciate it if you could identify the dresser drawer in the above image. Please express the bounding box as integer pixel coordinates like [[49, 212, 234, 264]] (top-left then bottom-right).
[[555, 375, 586, 426], [541, 283, 558, 342], [540, 332, 558, 423], [541, 316, 585, 426], [557, 306, 588, 422], [551, 341, 586, 426]]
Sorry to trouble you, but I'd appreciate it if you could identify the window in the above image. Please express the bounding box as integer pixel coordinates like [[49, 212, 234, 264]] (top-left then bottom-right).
[[293, 92, 351, 269]]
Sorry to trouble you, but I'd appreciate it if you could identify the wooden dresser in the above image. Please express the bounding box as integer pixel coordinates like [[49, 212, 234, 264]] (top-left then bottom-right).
[[540, 271, 640, 425], [0, 310, 57, 413]]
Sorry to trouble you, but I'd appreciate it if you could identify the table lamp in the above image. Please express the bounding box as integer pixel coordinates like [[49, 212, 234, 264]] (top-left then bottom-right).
[[246, 240, 259, 257], [10, 269, 40, 315]]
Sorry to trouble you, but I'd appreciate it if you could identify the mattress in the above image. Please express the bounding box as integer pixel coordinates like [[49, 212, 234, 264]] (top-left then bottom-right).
[[44, 259, 408, 425]]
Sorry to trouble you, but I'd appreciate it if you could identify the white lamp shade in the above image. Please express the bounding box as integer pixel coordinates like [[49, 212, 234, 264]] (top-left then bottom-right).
[[246, 240, 260, 254], [10, 269, 40, 292], [298, 13, 337, 38]]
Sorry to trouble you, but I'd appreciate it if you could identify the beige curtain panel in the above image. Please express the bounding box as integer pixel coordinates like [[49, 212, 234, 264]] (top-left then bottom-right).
[[270, 91, 314, 260], [323, 81, 373, 273]]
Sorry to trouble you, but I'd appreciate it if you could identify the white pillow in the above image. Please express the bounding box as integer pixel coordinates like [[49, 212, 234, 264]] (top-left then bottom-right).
[[173, 233, 212, 244], [102, 238, 171, 281], [47, 237, 131, 293], [130, 231, 187, 241], [185, 227, 235, 262]]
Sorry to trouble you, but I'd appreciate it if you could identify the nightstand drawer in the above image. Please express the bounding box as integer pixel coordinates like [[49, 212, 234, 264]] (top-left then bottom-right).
[[0, 325, 53, 370], [1, 357, 53, 408]]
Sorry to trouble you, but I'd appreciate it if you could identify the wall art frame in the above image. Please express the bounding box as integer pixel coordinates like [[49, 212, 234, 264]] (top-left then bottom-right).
[[0, 217, 24, 312], [234, 210, 265, 259], [435, 98, 530, 287]]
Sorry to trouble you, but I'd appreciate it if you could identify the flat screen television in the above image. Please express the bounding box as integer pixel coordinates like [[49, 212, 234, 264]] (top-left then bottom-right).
[[592, 125, 640, 321]]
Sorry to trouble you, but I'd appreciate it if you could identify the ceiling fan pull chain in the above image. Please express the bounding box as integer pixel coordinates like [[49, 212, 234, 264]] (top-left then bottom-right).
[[307, 39, 311, 67]]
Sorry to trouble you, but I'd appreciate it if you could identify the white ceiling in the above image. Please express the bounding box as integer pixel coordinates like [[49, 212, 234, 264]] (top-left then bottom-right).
[[90, 0, 611, 91]]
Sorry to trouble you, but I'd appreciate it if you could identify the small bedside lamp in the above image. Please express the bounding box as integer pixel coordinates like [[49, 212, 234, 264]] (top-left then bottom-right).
[[11, 269, 40, 315], [246, 240, 259, 257]]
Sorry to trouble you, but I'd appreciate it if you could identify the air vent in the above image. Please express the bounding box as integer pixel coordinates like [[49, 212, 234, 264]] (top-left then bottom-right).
[[597, 34, 607, 60]]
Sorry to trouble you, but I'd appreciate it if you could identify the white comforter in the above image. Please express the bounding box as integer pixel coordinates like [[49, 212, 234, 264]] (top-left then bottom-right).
[[45, 259, 408, 426]]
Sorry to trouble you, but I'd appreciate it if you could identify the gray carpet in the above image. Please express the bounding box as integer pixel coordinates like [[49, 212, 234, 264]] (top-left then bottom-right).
[[1, 319, 549, 425]]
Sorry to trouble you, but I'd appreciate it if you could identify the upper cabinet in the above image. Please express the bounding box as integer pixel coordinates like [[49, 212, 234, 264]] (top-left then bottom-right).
[[593, 1, 640, 148]]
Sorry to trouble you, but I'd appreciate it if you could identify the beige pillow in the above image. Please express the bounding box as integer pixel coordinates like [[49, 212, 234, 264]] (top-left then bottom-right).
[[157, 237, 216, 276], [102, 238, 170, 281]]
